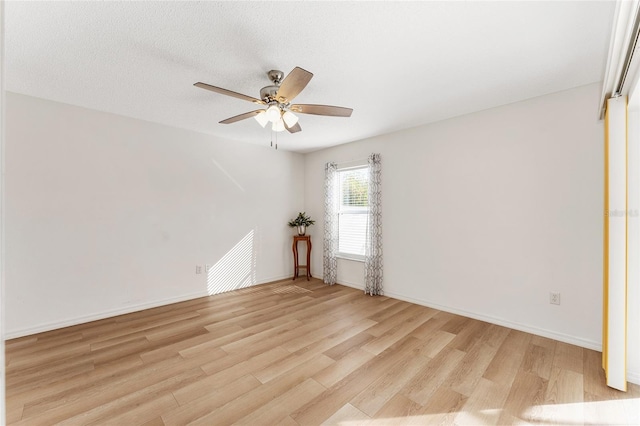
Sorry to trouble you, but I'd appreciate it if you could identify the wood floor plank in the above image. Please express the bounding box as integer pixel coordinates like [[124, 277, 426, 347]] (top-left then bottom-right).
[[234, 378, 326, 425], [322, 331, 375, 361], [520, 341, 556, 380], [199, 297, 308, 334], [401, 346, 466, 405], [454, 377, 510, 425], [278, 415, 301, 426], [162, 375, 261, 425], [87, 311, 201, 342], [6, 341, 92, 370], [179, 321, 277, 359], [364, 298, 404, 322], [497, 370, 548, 424], [409, 311, 457, 340], [218, 319, 303, 353], [188, 354, 334, 425], [4, 335, 38, 350], [481, 323, 512, 349], [138, 324, 241, 363], [447, 318, 491, 352], [416, 386, 468, 425], [5, 278, 629, 426], [446, 339, 502, 397], [321, 403, 371, 425], [5, 400, 24, 424], [88, 392, 178, 426], [365, 303, 427, 338], [280, 316, 370, 353], [372, 393, 424, 422], [439, 314, 472, 334], [291, 336, 425, 425], [7, 355, 141, 409], [314, 348, 376, 389], [483, 329, 532, 388], [411, 329, 456, 359], [173, 346, 290, 404], [56, 368, 204, 425], [6, 333, 83, 360], [18, 353, 212, 424], [6, 358, 95, 393], [361, 307, 436, 355], [140, 417, 165, 426], [539, 366, 584, 425], [350, 345, 431, 416], [552, 341, 584, 374], [251, 318, 377, 384]]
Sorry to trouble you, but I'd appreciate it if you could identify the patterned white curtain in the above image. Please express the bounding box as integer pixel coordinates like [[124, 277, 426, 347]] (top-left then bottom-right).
[[364, 153, 383, 295], [323, 162, 338, 285]]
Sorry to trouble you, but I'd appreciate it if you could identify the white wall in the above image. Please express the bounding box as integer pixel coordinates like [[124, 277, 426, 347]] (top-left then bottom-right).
[[1, 2, 6, 420], [305, 83, 605, 351], [627, 80, 640, 385], [5, 92, 305, 337]]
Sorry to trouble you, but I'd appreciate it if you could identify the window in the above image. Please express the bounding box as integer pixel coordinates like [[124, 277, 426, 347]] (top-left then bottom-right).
[[337, 166, 368, 260]]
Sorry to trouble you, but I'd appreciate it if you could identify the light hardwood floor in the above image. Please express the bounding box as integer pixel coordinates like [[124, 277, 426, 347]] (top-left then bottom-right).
[[5, 278, 639, 425]]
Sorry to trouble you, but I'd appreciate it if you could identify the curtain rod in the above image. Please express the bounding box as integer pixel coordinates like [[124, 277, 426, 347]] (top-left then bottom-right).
[[615, 11, 640, 95], [336, 157, 369, 167], [599, 1, 640, 118]]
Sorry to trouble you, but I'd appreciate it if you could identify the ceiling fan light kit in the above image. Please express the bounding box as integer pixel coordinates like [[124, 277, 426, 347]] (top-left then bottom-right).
[[265, 104, 282, 122], [283, 110, 299, 127], [254, 110, 269, 127], [194, 66, 353, 137], [272, 118, 286, 132]]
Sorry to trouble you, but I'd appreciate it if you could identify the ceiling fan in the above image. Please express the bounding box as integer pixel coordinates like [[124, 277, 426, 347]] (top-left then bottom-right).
[[194, 67, 353, 134]]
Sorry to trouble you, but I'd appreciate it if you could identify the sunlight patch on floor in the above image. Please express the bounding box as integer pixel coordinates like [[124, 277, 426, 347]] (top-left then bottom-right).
[[334, 398, 640, 426], [271, 285, 312, 295], [522, 397, 639, 425]]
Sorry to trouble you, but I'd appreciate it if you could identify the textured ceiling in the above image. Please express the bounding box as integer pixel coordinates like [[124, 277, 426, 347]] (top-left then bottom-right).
[[6, 1, 614, 153]]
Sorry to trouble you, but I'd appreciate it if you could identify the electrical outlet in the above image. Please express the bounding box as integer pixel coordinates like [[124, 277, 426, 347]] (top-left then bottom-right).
[[195, 265, 202, 274], [205, 264, 212, 273], [550, 292, 561, 305]]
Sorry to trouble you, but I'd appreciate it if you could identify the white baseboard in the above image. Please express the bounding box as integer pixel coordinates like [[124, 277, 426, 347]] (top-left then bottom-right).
[[378, 284, 640, 385], [334, 281, 602, 352], [7, 275, 639, 386], [386, 289, 602, 351], [4, 290, 208, 340], [5, 274, 291, 339], [336, 279, 364, 291], [628, 370, 640, 385]]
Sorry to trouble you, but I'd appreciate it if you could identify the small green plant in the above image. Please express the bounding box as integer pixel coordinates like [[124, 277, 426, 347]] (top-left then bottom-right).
[[288, 212, 315, 227]]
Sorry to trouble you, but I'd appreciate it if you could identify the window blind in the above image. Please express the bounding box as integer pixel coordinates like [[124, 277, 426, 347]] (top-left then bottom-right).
[[337, 167, 368, 258]]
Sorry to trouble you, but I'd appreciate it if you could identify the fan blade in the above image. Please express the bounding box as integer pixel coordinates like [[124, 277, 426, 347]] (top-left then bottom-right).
[[219, 110, 264, 124], [194, 82, 265, 105], [286, 122, 302, 134], [290, 104, 353, 117], [276, 67, 313, 104]]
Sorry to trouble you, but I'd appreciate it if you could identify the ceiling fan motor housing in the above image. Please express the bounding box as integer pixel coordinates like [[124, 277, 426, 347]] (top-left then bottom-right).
[[260, 85, 280, 103], [261, 70, 285, 103]]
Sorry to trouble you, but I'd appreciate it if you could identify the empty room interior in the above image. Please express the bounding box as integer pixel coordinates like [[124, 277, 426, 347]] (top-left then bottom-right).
[[2, 1, 640, 425]]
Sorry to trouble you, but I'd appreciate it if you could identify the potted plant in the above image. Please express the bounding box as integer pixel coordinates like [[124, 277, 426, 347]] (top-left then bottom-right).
[[288, 212, 315, 236]]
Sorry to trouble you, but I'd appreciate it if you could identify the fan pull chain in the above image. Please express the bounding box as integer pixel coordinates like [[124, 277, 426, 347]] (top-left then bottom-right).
[[269, 129, 278, 150]]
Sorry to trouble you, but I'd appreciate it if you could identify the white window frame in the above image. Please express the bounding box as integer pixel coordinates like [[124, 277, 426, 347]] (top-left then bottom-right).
[[336, 163, 369, 262]]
